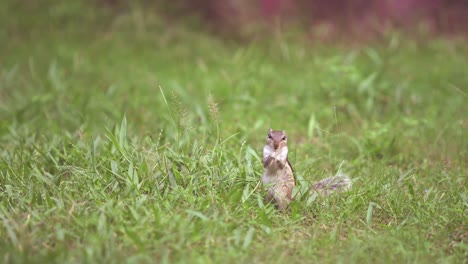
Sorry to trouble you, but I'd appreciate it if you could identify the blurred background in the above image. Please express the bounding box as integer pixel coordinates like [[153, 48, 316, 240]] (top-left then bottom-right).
[[1, 0, 466, 142], [99, 0, 468, 38]]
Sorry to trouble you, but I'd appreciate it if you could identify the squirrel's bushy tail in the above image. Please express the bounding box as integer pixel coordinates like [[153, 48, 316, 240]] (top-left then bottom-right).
[[310, 173, 352, 196]]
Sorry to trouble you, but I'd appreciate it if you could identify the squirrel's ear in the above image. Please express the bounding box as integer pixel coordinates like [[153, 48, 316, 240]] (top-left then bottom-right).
[[269, 128, 273, 133], [282, 130, 285, 134]]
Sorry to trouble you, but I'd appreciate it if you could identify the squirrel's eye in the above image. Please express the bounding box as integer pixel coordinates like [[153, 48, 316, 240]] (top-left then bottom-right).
[[282, 136, 286, 140], [268, 134, 272, 139]]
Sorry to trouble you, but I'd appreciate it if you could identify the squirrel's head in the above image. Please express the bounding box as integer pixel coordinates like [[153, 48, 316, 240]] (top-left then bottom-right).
[[266, 128, 288, 150]]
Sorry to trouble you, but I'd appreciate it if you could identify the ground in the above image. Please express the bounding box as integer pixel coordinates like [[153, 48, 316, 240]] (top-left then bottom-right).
[[0, 1, 467, 263]]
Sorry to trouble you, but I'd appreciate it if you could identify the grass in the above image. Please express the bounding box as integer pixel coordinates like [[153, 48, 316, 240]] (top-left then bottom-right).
[[0, 1, 467, 263]]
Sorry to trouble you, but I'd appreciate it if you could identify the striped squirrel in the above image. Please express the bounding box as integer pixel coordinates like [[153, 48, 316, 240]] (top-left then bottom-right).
[[262, 128, 352, 210]]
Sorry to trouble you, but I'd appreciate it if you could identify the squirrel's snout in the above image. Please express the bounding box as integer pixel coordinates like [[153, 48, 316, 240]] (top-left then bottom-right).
[[273, 142, 279, 150]]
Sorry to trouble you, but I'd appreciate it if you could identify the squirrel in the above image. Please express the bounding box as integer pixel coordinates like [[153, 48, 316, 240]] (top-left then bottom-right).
[[262, 128, 352, 210]]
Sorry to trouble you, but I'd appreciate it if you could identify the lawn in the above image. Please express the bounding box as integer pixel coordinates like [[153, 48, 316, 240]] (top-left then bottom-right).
[[0, 1, 467, 263]]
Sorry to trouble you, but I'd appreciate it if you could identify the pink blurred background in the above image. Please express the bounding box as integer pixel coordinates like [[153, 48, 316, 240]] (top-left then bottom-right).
[[160, 0, 468, 37]]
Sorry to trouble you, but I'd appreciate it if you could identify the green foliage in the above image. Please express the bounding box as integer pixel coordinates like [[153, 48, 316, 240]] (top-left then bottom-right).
[[0, 1, 467, 263]]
